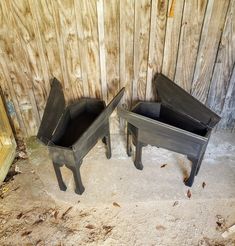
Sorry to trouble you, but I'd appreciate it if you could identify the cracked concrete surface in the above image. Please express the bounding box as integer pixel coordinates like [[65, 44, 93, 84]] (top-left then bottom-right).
[[0, 132, 235, 245]]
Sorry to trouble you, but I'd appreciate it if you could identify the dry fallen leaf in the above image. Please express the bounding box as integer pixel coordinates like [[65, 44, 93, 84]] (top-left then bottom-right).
[[12, 186, 20, 192], [202, 182, 206, 189], [17, 212, 23, 219], [33, 219, 44, 225], [187, 189, 192, 198], [113, 202, 121, 207], [103, 225, 114, 235], [156, 225, 166, 230], [54, 210, 59, 219], [35, 239, 42, 245], [173, 201, 179, 207], [61, 207, 72, 220], [79, 212, 89, 218], [85, 224, 95, 229], [21, 231, 32, 237], [160, 164, 167, 168]]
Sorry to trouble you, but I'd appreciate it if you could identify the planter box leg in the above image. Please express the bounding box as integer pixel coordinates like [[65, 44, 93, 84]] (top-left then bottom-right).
[[134, 141, 143, 170], [69, 162, 85, 195], [52, 162, 67, 191], [184, 157, 199, 187], [103, 133, 111, 159], [127, 128, 132, 157]]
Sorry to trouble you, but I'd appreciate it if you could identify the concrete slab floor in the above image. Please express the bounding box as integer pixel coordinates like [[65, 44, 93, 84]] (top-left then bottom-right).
[[0, 132, 234, 245]]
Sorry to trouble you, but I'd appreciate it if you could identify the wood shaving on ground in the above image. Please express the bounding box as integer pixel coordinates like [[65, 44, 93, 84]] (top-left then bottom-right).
[[113, 202, 121, 207]]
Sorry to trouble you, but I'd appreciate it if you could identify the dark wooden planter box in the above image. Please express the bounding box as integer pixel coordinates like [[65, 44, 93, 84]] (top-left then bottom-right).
[[37, 78, 124, 194], [118, 74, 220, 187]]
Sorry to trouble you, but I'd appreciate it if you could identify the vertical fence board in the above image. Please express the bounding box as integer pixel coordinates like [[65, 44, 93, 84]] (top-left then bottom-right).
[[175, 0, 207, 92], [104, 0, 120, 102], [74, 0, 89, 98], [146, 0, 168, 100], [191, 0, 230, 103], [133, 0, 151, 102], [162, 0, 185, 80], [120, 0, 135, 108], [0, 0, 38, 136], [0, 66, 21, 135], [207, 0, 235, 115], [56, 0, 84, 100], [34, 0, 63, 88], [80, 0, 101, 98], [9, 0, 46, 123], [97, 0, 107, 102], [218, 66, 235, 130]]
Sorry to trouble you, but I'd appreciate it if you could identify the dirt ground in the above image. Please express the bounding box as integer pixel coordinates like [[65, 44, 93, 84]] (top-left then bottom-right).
[[0, 132, 235, 246]]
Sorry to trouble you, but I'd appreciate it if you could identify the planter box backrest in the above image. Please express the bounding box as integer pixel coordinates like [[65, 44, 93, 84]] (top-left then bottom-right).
[[37, 78, 65, 145], [155, 74, 221, 128]]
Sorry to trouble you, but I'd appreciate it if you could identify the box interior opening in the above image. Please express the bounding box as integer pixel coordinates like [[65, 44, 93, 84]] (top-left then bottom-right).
[[132, 103, 208, 136], [52, 102, 105, 147]]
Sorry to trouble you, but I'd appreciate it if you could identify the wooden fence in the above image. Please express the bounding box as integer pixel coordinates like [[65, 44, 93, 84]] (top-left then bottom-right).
[[0, 0, 234, 137]]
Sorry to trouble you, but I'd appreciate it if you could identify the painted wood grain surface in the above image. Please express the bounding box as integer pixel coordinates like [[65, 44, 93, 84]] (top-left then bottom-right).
[[0, 0, 234, 137]]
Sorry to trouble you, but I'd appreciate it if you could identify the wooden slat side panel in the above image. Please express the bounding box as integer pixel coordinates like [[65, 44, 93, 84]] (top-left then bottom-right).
[[133, 0, 151, 102], [80, 0, 101, 98], [162, 0, 185, 80], [191, 0, 230, 103], [207, 0, 235, 114], [146, 0, 168, 100], [104, 0, 120, 102], [175, 0, 207, 92]]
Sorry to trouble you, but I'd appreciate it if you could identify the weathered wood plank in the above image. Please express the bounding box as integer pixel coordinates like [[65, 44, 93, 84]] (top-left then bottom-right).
[[50, 0, 76, 101], [133, 0, 151, 102], [33, 0, 63, 89], [73, 0, 89, 98], [80, 0, 101, 98], [56, 0, 84, 100], [97, 0, 107, 103], [191, 0, 230, 103], [120, 0, 135, 108], [207, 0, 235, 114], [0, 64, 21, 136], [28, 0, 50, 94], [218, 65, 235, 130], [0, 93, 14, 144], [9, 0, 47, 122], [0, 0, 38, 136], [146, 0, 168, 100], [104, 0, 120, 102], [175, 0, 207, 92], [162, 0, 185, 80]]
